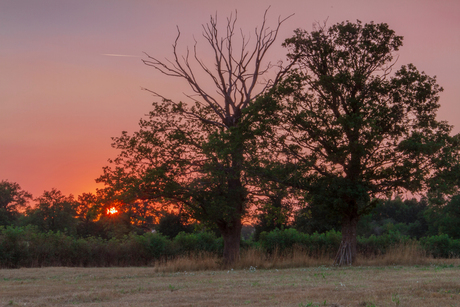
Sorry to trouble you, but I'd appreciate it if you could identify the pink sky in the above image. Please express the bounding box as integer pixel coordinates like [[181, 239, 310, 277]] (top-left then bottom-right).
[[1, 0, 459, 198]]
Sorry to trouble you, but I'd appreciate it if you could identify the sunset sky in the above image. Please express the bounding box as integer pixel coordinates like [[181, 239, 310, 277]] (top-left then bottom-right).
[[1, 0, 459, 199]]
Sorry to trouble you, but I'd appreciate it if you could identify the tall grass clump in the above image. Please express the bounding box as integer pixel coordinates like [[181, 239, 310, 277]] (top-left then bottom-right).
[[356, 241, 430, 266]]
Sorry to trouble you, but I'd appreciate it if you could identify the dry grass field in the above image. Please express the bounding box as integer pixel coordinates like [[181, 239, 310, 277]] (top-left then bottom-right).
[[1, 257, 460, 307]]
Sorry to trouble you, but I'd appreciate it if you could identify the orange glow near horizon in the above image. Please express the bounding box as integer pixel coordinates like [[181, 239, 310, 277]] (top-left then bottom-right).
[[107, 207, 118, 215], [2, 1, 460, 207]]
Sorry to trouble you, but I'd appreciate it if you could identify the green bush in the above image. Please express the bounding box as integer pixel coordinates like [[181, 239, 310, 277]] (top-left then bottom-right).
[[306, 230, 341, 253], [258, 228, 421, 256], [0, 226, 173, 267], [358, 231, 411, 255], [174, 231, 222, 254], [0, 226, 29, 268], [420, 234, 460, 258], [135, 232, 169, 259], [259, 228, 302, 253], [259, 228, 341, 254]]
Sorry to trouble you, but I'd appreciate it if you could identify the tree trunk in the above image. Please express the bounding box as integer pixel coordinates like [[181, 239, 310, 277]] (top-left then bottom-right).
[[334, 215, 358, 266], [219, 135, 245, 266], [220, 219, 242, 266]]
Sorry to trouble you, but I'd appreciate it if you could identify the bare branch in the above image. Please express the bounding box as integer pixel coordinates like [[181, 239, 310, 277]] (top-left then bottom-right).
[[141, 87, 228, 128], [143, 8, 293, 128]]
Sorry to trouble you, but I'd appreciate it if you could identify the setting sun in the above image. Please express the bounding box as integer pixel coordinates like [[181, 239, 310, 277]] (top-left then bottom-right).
[[107, 207, 118, 215]]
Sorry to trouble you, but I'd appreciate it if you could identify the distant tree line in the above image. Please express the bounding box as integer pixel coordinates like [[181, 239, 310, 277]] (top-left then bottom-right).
[[2, 179, 460, 244], [0, 179, 191, 239]]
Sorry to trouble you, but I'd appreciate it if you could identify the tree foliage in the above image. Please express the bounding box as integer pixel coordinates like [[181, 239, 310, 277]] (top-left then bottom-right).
[[426, 195, 460, 239], [0, 180, 32, 226], [356, 197, 429, 239], [97, 10, 293, 265], [22, 189, 78, 235], [263, 20, 459, 265], [156, 211, 194, 239]]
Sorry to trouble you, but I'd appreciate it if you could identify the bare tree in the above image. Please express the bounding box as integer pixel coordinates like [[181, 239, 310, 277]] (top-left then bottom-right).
[[142, 9, 293, 129]]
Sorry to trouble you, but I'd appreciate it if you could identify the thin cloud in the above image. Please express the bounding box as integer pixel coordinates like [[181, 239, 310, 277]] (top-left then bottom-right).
[[102, 53, 140, 58]]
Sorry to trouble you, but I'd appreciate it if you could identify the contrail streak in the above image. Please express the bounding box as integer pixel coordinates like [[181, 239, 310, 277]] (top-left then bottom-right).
[[102, 53, 140, 58]]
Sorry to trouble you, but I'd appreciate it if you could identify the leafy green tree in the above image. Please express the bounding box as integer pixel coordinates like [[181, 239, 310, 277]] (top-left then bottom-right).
[[266, 20, 459, 265], [357, 198, 429, 238], [426, 195, 460, 239], [100, 197, 159, 237], [75, 192, 107, 238], [97, 10, 293, 264], [156, 211, 194, 239], [253, 184, 296, 240], [23, 189, 78, 235], [122, 199, 158, 233], [293, 198, 342, 235], [0, 180, 32, 226]]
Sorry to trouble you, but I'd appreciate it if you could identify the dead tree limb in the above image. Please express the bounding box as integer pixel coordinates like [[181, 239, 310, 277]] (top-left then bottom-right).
[[142, 8, 294, 128]]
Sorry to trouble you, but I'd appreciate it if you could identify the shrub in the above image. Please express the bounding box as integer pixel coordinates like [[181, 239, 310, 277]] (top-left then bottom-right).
[[259, 229, 341, 255], [135, 232, 169, 260], [420, 234, 460, 258], [0, 226, 29, 268], [259, 228, 302, 253], [358, 231, 411, 255], [174, 231, 222, 254]]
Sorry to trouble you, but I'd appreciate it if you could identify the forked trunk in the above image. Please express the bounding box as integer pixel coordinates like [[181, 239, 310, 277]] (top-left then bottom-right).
[[220, 219, 242, 266], [334, 216, 358, 266]]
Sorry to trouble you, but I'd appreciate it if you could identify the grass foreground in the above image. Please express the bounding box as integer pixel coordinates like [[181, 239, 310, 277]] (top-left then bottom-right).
[[1, 260, 460, 307]]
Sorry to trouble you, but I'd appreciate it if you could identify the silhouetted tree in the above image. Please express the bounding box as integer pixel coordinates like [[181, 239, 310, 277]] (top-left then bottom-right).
[[156, 211, 194, 239], [253, 184, 296, 240], [426, 195, 460, 239], [75, 192, 106, 238], [98, 9, 294, 265], [23, 189, 78, 235], [293, 198, 342, 235], [0, 180, 32, 226], [263, 20, 459, 265], [357, 197, 429, 238]]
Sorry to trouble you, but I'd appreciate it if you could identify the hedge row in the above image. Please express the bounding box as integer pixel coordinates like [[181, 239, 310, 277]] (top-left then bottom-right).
[[420, 234, 460, 258], [258, 228, 342, 254], [260, 228, 460, 258], [1, 226, 459, 268], [258, 228, 414, 256], [0, 226, 223, 268]]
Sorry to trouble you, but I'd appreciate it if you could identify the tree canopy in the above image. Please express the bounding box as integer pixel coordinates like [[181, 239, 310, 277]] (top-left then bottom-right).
[[23, 189, 78, 235], [259, 20, 460, 265], [97, 10, 293, 265], [0, 180, 32, 226]]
